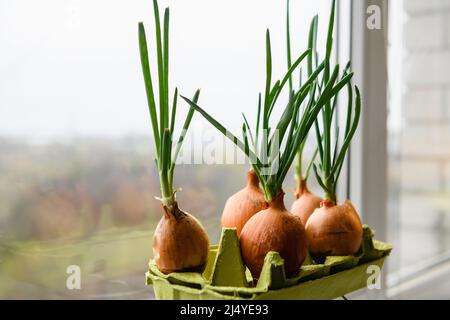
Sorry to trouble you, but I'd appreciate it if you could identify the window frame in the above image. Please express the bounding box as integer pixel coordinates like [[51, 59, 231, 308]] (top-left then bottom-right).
[[344, 0, 389, 297]]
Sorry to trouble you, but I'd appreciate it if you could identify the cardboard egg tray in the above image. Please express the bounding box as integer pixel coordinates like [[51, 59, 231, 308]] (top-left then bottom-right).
[[146, 225, 392, 300]]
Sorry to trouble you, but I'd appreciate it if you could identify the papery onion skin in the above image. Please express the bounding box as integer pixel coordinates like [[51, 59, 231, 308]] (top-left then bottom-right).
[[239, 192, 308, 279], [291, 180, 322, 226], [305, 199, 363, 261], [152, 202, 209, 274], [221, 170, 267, 236]]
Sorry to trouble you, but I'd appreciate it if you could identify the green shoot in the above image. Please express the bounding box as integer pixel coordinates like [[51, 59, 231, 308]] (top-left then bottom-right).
[[307, 0, 361, 204], [139, 0, 199, 209], [181, 27, 353, 203], [285, 0, 319, 186], [286, 0, 292, 94], [288, 0, 357, 201]]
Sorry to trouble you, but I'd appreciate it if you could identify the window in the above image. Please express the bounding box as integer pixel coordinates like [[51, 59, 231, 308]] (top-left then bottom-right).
[[0, 0, 335, 299]]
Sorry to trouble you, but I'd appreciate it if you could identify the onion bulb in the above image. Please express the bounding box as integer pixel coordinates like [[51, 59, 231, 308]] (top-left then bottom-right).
[[153, 202, 209, 274], [290, 179, 322, 226], [221, 169, 267, 236], [239, 192, 308, 279], [305, 199, 363, 261]]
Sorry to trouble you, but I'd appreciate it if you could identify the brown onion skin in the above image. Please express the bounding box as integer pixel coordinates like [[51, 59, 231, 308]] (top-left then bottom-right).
[[290, 180, 322, 226], [221, 170, 266, 236], [152, 202, 209, 274], [239, 191, 308, 279], [305, 199, 363, 261]]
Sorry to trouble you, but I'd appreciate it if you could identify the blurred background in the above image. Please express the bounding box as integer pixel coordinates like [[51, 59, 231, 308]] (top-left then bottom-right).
[[0, 0, 449, 299]]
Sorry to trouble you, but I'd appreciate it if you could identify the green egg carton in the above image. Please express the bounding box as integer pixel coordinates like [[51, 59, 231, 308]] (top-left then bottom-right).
[[146, 225, 392, 300]]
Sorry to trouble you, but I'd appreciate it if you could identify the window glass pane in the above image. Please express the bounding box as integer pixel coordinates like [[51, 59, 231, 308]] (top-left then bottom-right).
[[388, 0, 450, 279], [0, 0, 332, 299]]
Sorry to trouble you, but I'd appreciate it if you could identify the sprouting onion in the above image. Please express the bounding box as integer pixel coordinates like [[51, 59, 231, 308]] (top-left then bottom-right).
[[181, 25, 353, 278], [139, 0, 209, 274], [220, 168, 266, 237], [304, 0, 363, 260]]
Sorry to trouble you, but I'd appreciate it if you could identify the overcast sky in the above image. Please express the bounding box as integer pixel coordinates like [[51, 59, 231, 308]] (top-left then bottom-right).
[[0, 0, 331, 141]]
